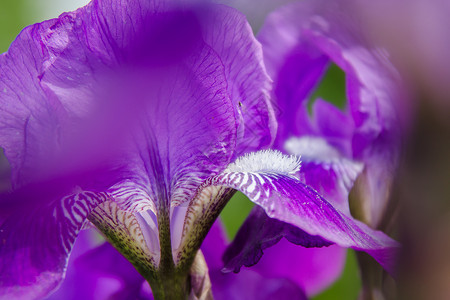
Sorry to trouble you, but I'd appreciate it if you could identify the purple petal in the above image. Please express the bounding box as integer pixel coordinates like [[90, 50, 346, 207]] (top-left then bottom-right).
[[1, 0, 277, 211], [53, 236, 307, 300], [206, 151, 399, 274], [223, 206, 332, 273], [210, 269, 307, 300], [44, 229, 114, 300], [0, 19, 68, 188], [260, 0, 402, 148], [0, 191, 108, 299], [266, 43, 329, 149], [74, 243, 151, 300], [222, 206, 345, 296], [258, 0, 404, 226], [305, 99, 355, 157], [200, 219, 229, 271], [50, 219, 306, 300], [48, 235, 153, 300], [199, 5, 276, 155], [284, 135, 364, 215], [253, 240, 346, 296], [202, 219, 307, 300]]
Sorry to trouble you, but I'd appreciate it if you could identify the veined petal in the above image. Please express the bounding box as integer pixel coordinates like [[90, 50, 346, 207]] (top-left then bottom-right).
[[0, 0, 253, 211], [88, 200, 160, 274], [199, 5, 276, 155], [107, 179, 156, 214], [0, 20, 68, 188], [0, 191, 109, 299], [192, 150, 398, 274]]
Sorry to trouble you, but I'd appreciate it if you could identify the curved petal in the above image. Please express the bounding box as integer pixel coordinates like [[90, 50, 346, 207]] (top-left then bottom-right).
[[284, 135, 363, 215], [199, 5, 276, 155], [259, 0, 403, 154], [258, 0, 405, 226], [222, 206, 345, 296], [202, 219, 307, 300], [222, 206, 332, 273], [0, 19, 68, 188], [253, 240, 346, 297], [265, 42, 329, 149], [302, 99, 355, 157], [210, 269, 307, 300], [1, 0, 273, 211], [47, 235, 152, 300], [199, 151, 399, 274], [0, 191, 108, 299], [44, 229, 118, 300]]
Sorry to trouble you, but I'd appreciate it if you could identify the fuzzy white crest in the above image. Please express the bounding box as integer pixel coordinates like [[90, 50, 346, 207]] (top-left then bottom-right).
[[225, 150, 301, 175], [284, 136, 342, 162]]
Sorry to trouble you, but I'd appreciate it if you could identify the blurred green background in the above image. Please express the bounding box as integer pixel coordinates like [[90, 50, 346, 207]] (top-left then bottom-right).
[[0, 1, 361, 299]]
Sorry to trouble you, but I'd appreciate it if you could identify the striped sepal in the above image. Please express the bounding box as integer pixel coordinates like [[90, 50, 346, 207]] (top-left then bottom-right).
[[0, 191, 109, 299]]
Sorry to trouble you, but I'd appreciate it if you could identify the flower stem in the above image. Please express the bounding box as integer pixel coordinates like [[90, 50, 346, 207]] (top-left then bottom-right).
[[149, 270, 190, 300], [149, 206, 190, 300]]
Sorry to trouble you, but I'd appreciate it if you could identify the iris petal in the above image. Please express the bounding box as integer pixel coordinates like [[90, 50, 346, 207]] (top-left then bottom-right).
[[185, 150, 398, 276], [0, 191, 109, 299]]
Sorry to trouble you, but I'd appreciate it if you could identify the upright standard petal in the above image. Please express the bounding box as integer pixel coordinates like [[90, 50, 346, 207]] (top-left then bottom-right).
[[199, 5, 276, 155], [0, 0, 239, 210], [258, 0, 406, 227]]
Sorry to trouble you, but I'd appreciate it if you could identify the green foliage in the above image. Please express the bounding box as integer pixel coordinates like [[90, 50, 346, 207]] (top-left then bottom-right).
[[309, 63, 347, 110], [220, 192, 254, 239], [0, 1, 27, 53]]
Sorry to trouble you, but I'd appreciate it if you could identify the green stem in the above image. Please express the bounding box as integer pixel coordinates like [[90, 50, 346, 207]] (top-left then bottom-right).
[[148, 270, 190, 300], [149, 206, 190, 300]]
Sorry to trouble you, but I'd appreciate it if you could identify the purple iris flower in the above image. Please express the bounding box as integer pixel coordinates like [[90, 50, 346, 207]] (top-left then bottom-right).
[[256, 0, 405, 228], [0, 0, 398, 299], [221, 0, 405, 290]]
